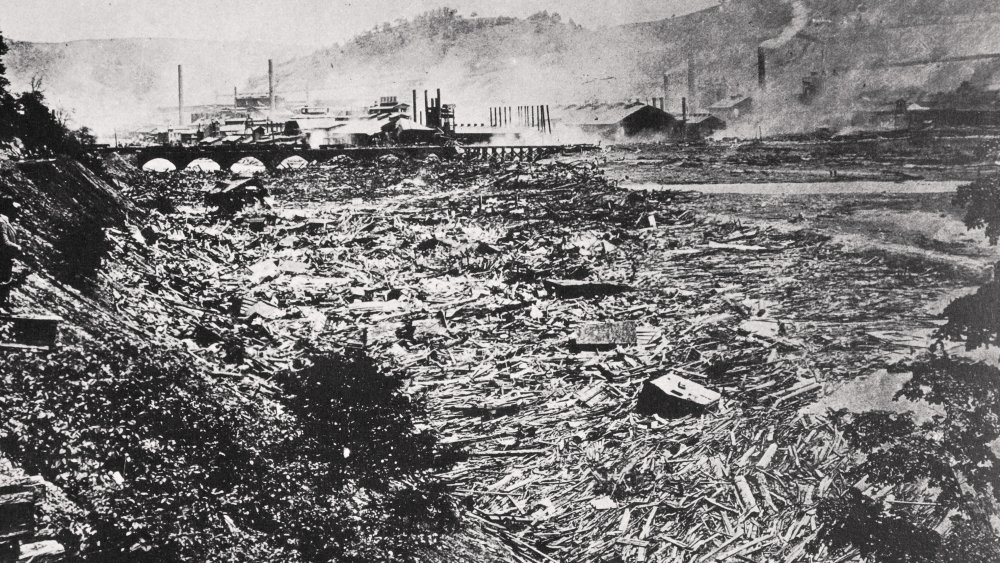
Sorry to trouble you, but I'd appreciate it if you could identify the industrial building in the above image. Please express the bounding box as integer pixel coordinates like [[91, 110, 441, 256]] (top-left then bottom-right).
[[554, 102, 675, 137], [707, 96, 753, 122]]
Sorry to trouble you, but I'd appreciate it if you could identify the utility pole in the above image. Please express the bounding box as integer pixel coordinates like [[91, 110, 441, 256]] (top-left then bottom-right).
[[177, 64, 184, 126]]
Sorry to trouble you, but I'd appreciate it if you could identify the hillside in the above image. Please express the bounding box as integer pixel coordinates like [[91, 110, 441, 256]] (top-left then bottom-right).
[[4, 38, 312, 136], [5, 1, 1000, 139], [249, 1, 1000, 134]]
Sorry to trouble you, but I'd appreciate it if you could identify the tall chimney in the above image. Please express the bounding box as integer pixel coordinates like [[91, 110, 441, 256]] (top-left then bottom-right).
[[663, 73, 670, 103], [233, 85, 237, 106], [687, 54, 696, 110], [177, 65, 184, 125], [424, 90, 429, 125], [681, 97, 688, 138], [268, 59, 275, 111], [412, 89, 417, 121], [757, 47, 767, 90]]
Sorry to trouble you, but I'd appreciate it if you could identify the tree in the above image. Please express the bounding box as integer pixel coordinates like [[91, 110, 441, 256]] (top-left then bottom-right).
[[0, 29, 18, 140], [15, 90, 70, 155], [953, 175, 1000, 244], [0, 29, 10, 96]]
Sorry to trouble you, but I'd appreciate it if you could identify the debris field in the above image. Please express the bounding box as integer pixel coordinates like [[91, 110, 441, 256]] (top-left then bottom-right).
[[95, 153, 967, 562]]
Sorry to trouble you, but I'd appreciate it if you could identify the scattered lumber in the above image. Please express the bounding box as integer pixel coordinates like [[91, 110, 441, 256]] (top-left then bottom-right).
[[98, 155, 938, 563]]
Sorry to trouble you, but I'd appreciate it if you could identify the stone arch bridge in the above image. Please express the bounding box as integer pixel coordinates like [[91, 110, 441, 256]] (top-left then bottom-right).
[[99, 144, 587, 171]]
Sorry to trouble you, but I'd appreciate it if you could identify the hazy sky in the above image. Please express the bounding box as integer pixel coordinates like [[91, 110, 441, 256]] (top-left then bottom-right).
[[0, 0, 717, 47]]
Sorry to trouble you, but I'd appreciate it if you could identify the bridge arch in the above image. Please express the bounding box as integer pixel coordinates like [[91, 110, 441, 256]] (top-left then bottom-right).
[[185, 158, 222, 171], [229, 156, 268, 174], [275, 155, 309, 169], [141, 158, 177, 172]]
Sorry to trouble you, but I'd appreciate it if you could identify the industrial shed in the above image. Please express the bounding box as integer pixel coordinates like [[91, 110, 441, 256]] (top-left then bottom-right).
[[684, 114, 727, 139], [555, 102, 675, 137], [707, 96, 753, 122]]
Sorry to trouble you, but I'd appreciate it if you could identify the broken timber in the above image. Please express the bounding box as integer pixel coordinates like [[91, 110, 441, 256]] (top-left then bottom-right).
[[0, 479, 64, 563], [543, 279, 631, 299]]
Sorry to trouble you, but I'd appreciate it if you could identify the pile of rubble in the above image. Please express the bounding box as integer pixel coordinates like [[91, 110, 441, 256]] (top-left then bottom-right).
[[98, 155, 956, 562]]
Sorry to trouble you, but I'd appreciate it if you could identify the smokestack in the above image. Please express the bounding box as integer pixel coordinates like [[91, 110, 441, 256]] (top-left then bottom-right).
[[687, 54, 696, 110], [412, 90, 417, 121], [681, 97, 688, 138], [758, 47, 767, 90], [663, 73, 670, 103], [233, 85, 237, 106], [424, 90, 429, 125], [268, 59, 275, 111], [177, 65, 184, 125]]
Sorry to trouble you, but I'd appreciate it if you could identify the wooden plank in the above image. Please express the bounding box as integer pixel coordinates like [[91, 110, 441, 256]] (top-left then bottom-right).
[[734, 476, 759, 514], [17, 540, 64, 563], [0, 483, 38, 543]]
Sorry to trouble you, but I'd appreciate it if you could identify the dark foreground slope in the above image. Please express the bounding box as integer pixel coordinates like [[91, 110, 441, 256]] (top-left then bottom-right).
[[0, 157, 466, 562]]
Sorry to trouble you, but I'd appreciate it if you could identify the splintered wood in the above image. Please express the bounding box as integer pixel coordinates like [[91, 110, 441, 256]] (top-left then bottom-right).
[[107, 156, 956, 563]]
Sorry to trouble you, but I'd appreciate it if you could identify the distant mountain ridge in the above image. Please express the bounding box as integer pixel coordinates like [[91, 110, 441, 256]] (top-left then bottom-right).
[[4, 37, 312, 135], [6, 1, 1000, 138], [247, 1, 1000, 133]]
